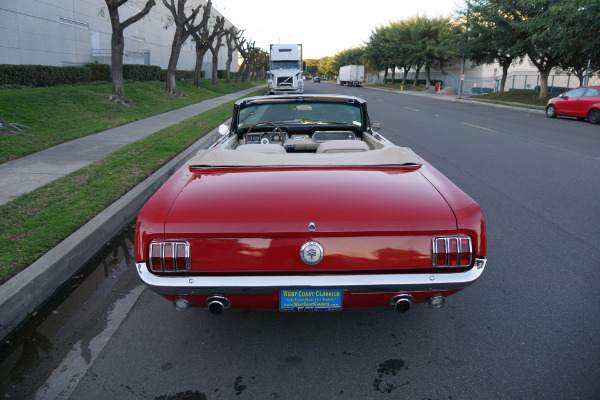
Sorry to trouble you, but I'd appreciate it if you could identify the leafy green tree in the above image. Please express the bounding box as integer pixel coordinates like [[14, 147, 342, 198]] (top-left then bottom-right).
[[318, 56, 337, 77], [364, 25, 393, 82], [419, 16, 460, 89], [333, 47, 365, 73], [305, 59, 320, 77], [461, 0, 525, 93], [404, 16, 428, 88], [515, 0, 565, 97], [385, 22, 413, 85], [550, 0, 600, 85]]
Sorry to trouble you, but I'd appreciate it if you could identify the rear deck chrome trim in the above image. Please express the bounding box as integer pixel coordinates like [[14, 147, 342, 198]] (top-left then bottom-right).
[[136, 258, 487, 296]]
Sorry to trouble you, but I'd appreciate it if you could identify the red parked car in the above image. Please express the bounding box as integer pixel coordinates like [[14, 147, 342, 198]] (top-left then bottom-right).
[[546, 86, 600, 124], [135, 95, 487, 315]]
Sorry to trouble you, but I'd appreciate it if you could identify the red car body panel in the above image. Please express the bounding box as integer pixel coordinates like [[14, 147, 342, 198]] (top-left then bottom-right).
[[546, 86, 600, 120], [134, 94, 487, 313], [136, 163, 479, 272]]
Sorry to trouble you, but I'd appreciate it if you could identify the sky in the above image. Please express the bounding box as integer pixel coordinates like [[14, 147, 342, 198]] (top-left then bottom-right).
[[210, 0, 464, 59]]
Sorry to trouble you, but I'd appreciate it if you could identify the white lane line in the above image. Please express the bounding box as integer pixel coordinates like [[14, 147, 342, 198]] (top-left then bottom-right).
[[34, 285, 145, 400], [404, 107, 419, 112], [463, 122, 497, 133]]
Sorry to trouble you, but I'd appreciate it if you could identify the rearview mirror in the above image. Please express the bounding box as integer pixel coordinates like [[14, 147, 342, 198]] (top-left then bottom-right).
[[218, 124, 230, 136], [371, 121, 382, 132]]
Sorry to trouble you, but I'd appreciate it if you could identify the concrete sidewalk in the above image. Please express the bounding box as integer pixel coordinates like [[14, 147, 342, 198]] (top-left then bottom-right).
[[0, 85, 264, 205], [0, 85, 264, 340]]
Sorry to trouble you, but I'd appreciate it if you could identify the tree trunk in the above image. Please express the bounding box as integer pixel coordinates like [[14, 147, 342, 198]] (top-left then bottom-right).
[[402, 67, 409, 86], [110, 19, 125, 99], [391, 65, 396, 85], [499, 63, 510, 94], [225, 51, 232, 84], [425, 65, 431, 89], [383, 67, 389, 84], [211, 39, 222, 86], [413, 67, 421, 88], [166, 28, 185, 94], [539, 69, 550, 98], [194, 47, 209, 88], [105, 0, 154, 105]]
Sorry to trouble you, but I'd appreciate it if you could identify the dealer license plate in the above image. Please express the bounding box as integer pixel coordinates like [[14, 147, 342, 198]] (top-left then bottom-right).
[[279, 289, 343, 312]]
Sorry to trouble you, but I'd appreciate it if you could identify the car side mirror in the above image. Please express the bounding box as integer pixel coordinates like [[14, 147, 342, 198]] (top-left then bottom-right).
[[371, 121, 382, 133], [218, 124, 230, 136]]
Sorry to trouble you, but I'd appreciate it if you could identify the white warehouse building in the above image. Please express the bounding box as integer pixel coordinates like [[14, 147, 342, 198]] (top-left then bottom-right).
[[0, 0, 238, 73]]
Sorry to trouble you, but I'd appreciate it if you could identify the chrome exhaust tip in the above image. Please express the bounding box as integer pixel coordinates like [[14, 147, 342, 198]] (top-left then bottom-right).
[[427, 295, 446, 308], [206, 296, 231, 315], [173, 298, 193, 312], [389, 295, 413, 313]]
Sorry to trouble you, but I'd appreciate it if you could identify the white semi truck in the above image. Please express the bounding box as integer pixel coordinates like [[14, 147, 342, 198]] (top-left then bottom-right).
[[267, 44, 305, 94], [337, 65, 365, 86]]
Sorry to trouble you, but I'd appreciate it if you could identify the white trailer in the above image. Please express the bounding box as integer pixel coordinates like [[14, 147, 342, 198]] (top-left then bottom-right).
[[267, 44, 305, 94], [337, 65, 365, 86]]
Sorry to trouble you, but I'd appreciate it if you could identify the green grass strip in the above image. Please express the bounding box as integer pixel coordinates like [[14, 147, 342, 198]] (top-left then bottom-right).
[[0, 88, 265, 284], [0, 80, 262, 163], [463, 91, 551, 108]]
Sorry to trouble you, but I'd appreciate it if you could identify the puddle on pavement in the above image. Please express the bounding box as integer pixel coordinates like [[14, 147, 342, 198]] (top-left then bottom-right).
[[0, 221, 136, 393]]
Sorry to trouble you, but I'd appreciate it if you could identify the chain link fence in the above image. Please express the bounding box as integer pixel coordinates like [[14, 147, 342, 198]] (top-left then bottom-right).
[[368, 71, 600, 95]]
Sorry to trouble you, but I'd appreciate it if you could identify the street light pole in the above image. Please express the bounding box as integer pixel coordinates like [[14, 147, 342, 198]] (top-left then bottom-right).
[[458, 56, 465, 99], [458, 0, 470, 100]]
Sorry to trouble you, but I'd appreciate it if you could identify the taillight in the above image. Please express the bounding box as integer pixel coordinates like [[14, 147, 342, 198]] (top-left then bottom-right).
[[432, 237, 472, 267], [149, 241, 190, 272]]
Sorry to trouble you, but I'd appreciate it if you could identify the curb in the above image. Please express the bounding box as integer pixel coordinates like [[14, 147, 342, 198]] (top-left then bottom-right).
[[0, 123, 224, 341]]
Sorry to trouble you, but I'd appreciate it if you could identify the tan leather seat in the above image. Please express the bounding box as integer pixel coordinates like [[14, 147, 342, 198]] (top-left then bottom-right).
[[316, 140, 370, 153], [236, 144, 287, 154]]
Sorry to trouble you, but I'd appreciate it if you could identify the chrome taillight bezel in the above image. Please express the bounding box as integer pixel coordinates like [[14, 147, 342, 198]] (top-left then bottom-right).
[[432, 236, 472, 268], [149, 241, 191, 273]]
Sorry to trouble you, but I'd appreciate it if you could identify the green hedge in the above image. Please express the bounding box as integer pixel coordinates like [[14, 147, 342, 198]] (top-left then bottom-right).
[[160, 69, 199, 81], [216, 70, 237, 79], [86, 63, 110, 81], [0, 64, 91, 87], [123, 64, 162, 81], [0, 64, 213, 87]]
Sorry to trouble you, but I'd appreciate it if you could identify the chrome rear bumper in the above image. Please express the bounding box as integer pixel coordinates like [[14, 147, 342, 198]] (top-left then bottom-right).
[[136, 258, 486, 296]]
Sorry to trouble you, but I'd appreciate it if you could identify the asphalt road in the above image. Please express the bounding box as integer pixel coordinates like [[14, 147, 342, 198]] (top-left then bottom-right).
[[2, 81, 599, 399]]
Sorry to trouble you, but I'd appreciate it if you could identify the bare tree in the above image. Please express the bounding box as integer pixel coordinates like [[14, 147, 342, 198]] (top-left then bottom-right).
[[104, 0, 155, 105], [188, 12, 224, 88], [224, 28, 242, 84], [236, 41, 257, 83], [208, 17, 226, 85], [233, 34, 248, 83], [162, 0, 206, 94], [255, 49, 269, 81], [243, 43, 259, 82]]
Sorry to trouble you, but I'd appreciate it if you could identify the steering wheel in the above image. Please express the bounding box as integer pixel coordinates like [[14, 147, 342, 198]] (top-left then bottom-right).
[[244, 122, 286, 146]]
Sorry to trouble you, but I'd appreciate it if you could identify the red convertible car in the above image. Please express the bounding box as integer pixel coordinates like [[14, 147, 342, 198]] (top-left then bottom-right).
[[545, 86, 600, 124], [135, 95, 487, 314]]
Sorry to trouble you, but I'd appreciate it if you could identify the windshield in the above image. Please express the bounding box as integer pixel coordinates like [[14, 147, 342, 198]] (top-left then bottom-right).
[[271, 61, 301, 70], [238, 100, 362, 129]]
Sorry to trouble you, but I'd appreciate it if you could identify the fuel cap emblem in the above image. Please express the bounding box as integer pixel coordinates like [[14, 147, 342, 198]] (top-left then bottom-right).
[[300, 241, 324, 265]]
